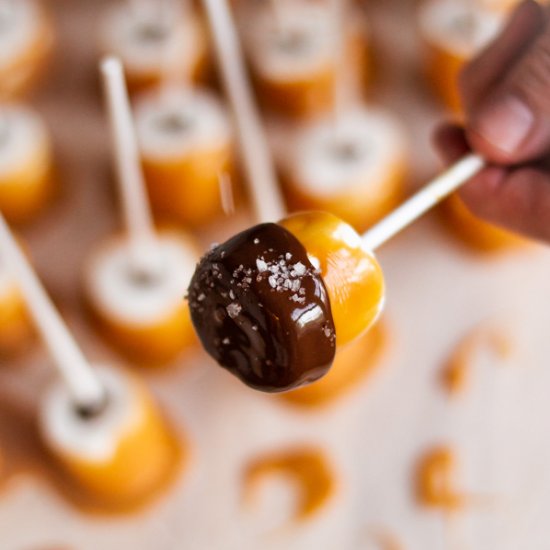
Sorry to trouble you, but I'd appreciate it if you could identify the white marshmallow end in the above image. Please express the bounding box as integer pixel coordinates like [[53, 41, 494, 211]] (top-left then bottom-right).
[[418, 0, 504, 57], [84, 232, 196, 326], [242, 2, 340, 79], [281, 107, 407, 198], [39, 366, 143, 463], [0, 0, 44, 69], [134, 87, 232, 161], [0, 104, 50, 178], [99, 2, 203, 77]]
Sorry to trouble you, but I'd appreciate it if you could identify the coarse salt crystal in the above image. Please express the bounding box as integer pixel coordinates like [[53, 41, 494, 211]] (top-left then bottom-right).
[[256, 258, 268, 272], [226, 303, 242, 318]]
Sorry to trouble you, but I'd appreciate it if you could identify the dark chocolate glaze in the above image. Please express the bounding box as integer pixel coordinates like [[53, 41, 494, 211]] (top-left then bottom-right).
[[187, 223, 336, 392]]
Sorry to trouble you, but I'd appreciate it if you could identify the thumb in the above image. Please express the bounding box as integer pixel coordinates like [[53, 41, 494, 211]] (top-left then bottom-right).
[[466, 11, 550, 165]]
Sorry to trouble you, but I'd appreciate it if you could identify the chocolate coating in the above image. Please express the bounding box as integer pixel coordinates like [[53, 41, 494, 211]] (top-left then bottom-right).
[[187, 223, 336, 392]]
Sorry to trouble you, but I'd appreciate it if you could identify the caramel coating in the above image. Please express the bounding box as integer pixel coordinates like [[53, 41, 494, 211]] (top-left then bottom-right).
[[0, 135, 54, 225], [425, 44, 464, 114], [142, 148, 234, 227], [280, 212, 385, 347], [440, 193, 525, 252], [188, 223, 336, 392], [0, 284, 33, 356], [280, 320, 387, 408]]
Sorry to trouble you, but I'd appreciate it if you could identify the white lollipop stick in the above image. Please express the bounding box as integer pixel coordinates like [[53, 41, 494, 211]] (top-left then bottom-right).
[[201, 0, 286, 223], [0, 213, 105, 412], [362, 153, 485, 251], [101, 56, 159, 276], [330, 0, 349, 142]]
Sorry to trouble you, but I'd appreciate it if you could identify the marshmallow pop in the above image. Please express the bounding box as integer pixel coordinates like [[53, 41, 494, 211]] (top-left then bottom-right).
[[99, 0, 208, 95], [84, 58, 198, 367], [0, 211, 182, 511], [0, 0, 54, 99]]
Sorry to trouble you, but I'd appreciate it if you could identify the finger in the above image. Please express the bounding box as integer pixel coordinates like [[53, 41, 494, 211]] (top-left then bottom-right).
[[466, 11, 550, 164], [433, 123, 470, 163], [459, 0, 545, 113], [433, 123, 505, 194], [459, 166, 550, 242]]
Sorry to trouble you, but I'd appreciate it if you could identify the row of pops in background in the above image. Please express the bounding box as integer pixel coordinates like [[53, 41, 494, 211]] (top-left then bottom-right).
[[0, 0, 529, 363], [0, 0, 534, 525]]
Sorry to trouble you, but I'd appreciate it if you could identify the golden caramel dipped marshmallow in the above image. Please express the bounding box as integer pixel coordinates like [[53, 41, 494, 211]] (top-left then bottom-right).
[[277, 107, 407, 232], [188, 212, 385, 391], [99, 2, 208, 95], [0, 104, 54, 224], [240, 0, 369, 119], [0, 0, 54, 99], [135, 87, 235, 227], [418, 0, 503, 112], [440, 193, 525, 252], [83, 232, 197, 367], [0, 252, 32, 355], [39, 367, 182, 511]]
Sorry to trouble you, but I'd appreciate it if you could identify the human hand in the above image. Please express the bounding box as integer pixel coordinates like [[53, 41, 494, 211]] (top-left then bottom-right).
[[435, 0, 550, 243]]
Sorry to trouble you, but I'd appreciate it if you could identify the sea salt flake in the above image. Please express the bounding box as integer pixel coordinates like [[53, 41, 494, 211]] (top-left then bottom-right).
[[256, 258, 268, 272], [293, 262, 306, 276], [226, 303, 242, 318]]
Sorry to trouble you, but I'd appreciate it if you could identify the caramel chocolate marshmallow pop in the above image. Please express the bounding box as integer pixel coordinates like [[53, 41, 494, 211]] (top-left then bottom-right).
[[192, 0, 486, 393], [0, 0, 54, 99], [134, 84, 235, 228], [84, 57, 198, 367], [0, 247, 33, 355], [0, 212, 180, 508], [189, 159, 485, 392], [418, 0, 503, 113], [0, 104, 54, 224], [239, 0, 369, 120], [99, 0, 208, 95]]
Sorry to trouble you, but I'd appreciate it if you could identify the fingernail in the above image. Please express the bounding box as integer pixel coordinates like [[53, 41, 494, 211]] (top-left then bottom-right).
[[473, 95, 534, 154]]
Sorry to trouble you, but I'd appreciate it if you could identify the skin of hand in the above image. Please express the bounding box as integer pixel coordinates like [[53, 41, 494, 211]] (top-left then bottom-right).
[[434, 0, 550, 243]]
